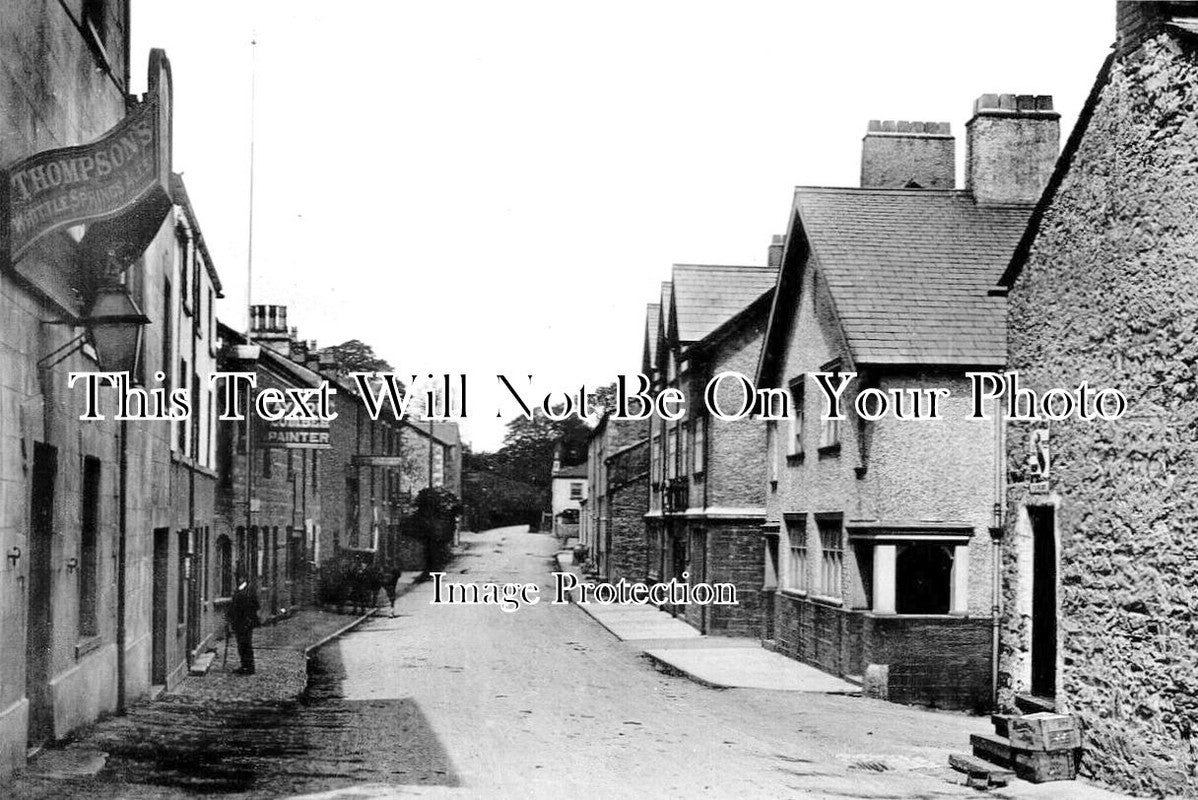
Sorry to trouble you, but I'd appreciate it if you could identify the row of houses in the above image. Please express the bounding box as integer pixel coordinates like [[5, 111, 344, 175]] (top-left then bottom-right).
[[581, 3, 1198, 795], [0, 1, 459, 779]]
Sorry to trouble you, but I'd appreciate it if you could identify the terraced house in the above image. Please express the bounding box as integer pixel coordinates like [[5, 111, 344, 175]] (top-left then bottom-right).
[[646, 259, 778, 636], [755, 96, 1059, 709]]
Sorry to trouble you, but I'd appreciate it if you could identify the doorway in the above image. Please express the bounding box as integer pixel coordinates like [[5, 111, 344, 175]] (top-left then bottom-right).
[[26, 442, 57, 748], [151, 527, 170, 687], [1029, 506, 1057, 699]]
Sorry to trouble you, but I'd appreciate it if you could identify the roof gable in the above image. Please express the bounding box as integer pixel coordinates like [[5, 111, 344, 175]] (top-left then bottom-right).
[[788, 187, 1033, 366]]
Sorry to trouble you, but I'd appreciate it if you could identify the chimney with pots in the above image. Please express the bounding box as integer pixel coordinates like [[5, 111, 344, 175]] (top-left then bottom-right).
[[966, 94, 1060, 205], [767, 234, 784, 267], [860, 120, 955, 189], [249, 304, 292, 355]]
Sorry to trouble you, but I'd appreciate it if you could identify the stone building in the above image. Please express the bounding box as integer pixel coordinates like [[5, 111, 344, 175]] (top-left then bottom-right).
[[0, 1, 220, 774], [223, 307, 461, 579], [755, 98, 1058, 708], [994, 3, 1198, 793], [216, 318, 324, 622], [646, 261, 777, 636], [582, 413, 647, 581]]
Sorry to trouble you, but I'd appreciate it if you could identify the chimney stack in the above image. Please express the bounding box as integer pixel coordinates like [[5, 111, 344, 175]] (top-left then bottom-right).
[[861, 120, 955, 189], [767, 234, 784, 267], [249, 304, 292, 355], [966, 94, 1059, 205]]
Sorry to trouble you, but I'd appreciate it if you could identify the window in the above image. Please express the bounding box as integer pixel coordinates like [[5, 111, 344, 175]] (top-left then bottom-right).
[[692, 416, 706, 475], [81, 0, 109, 65], [569, 482, 584, 501], [176, 359, 187, 451], [650, 433, 661, 486], [312, 450, 319, 492], [817, 519, 844, 598], [162, 276, 174, 452], [200, 527, 210, 603], [208, 288, 217, 356], [819, 363, 843, 451], [180, 232, 191, 314], [785, 515, 808, 592], [262, 446, 272, 478], [191, 370, 201, 459], [79, 456, 101, 638], [177, 529, 189, 624], [787, 378, 805, 458], [896, 544, 953, 614], [820, 416, 841, 451], [666, 429, 677, 480], [766, 422, 778, 485]]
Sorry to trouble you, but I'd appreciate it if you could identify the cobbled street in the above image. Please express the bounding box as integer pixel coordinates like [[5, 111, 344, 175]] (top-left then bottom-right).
[[11, 528, 1124, 799]]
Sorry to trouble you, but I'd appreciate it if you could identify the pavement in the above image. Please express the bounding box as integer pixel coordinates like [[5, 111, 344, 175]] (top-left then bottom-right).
[[555, 551, 860, 693], [172, 570, 423, 703]]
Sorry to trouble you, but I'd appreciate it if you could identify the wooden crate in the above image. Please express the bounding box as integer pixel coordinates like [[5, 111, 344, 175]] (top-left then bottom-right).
[[1012, 748, 1080, 783], [1009, 712, 1082, 751]]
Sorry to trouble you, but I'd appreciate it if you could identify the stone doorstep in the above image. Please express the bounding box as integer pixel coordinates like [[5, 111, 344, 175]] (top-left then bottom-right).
[[188, 651, 216, 676]]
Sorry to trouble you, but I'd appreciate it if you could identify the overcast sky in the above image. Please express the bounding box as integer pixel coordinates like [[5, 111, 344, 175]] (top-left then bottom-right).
[[131, 1, 1114, 452]]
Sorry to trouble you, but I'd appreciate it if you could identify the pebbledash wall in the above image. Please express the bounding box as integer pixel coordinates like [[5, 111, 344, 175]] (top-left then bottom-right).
[[998, 4, 1198, 795], [764, 261, 997, 708]]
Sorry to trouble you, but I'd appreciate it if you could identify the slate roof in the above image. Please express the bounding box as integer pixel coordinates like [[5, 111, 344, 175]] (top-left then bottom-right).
[[553, 463, 588, 479], [671, 264, 778, 344], [794, 187, 1034, 365]]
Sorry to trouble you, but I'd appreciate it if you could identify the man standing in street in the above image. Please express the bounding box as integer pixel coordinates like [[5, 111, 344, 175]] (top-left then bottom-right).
[[228, 575, 260, 675]]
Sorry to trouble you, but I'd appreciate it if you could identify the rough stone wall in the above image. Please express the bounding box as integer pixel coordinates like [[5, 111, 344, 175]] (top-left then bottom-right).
[[606, 471, 648, 584], [1003, 32, 1198, 797]]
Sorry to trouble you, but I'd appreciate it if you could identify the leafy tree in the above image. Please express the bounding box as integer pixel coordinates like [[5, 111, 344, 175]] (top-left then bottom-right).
[[320, 339, 393, 373]]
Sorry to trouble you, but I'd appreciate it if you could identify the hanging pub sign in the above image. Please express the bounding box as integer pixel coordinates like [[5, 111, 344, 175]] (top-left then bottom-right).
[[0, 49, 174, 313]]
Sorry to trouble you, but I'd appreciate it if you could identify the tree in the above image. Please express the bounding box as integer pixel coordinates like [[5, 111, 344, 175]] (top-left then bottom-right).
[[499, 410, 589, 487], [319, 339, 393, 373]]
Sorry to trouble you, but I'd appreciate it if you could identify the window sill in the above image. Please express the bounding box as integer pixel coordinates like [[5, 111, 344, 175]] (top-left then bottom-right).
[[75, 635, 103, 660], [778, 588, 809, 600], [808, 593, 844, 608]]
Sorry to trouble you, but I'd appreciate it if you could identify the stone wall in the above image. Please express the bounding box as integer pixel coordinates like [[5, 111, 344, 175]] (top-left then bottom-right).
[[1002, 30, 1198, 797]]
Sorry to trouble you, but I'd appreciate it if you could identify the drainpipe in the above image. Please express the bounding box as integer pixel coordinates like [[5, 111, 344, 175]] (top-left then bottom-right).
[[991, 403, 1006, 708], [116, 418, 128, 713]]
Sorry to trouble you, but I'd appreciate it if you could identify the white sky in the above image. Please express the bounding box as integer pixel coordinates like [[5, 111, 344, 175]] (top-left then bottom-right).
[[130, 1, 1114, 452]]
